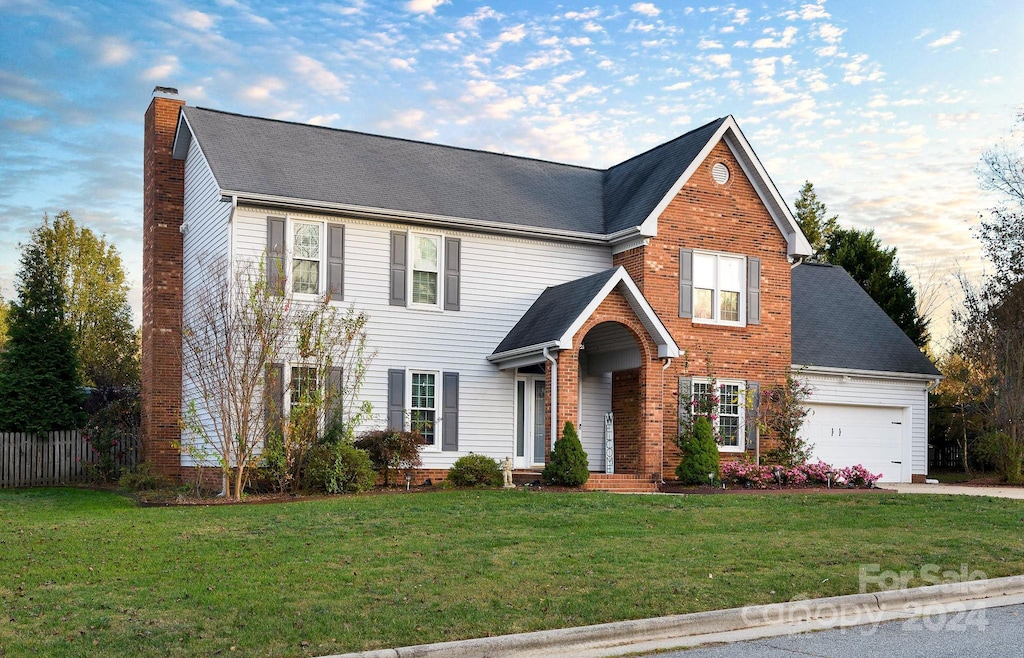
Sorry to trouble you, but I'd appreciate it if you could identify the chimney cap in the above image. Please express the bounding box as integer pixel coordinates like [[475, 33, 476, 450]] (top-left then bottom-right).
[[152, 86, 179, 98]]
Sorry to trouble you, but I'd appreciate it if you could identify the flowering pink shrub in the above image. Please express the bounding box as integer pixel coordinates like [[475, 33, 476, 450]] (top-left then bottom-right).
[[719, 459, 881, 489]]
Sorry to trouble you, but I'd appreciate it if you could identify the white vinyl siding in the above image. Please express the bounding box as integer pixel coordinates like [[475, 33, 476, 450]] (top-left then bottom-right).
[[231, 207, 613, 469], [180, 140, 232, 466], [579, 372, 612, 471], [798, 371, 930, 481]]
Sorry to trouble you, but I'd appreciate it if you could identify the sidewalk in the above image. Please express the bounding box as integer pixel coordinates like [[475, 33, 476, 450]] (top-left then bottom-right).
[[321, 575, 1024, 658], [885, 483, 1024, 499]]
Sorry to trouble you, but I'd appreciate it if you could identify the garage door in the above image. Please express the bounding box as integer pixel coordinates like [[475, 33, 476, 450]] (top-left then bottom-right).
[[802, 404, 908, 482]]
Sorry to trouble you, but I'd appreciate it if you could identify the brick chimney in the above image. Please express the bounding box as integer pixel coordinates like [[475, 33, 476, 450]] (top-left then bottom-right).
[[141, 86, 185, 480]]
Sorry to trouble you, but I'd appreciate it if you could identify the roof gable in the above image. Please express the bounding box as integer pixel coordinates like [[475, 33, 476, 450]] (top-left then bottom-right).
[[490, 267, 679, 367], [792, 262, 940, 377]]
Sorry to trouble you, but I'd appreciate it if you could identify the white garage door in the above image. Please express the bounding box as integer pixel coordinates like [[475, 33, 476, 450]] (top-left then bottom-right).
[[802, 404, 909, 483]]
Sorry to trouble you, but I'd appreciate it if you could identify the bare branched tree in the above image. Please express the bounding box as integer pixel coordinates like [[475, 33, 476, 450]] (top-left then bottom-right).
[[180, 257, 293, 499]]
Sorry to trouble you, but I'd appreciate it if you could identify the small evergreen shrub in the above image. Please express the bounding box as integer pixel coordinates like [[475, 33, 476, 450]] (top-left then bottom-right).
[[542, 421, 590, 486], [305, 443, 376, 494], [447, 453, 503, 487], [354, 429, 423, 486], [118, 462, 168, 491], [675, 416, 720, 485]]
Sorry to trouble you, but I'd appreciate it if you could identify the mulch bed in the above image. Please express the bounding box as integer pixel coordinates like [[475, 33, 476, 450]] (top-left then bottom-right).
[[659, 482, 889, 495]]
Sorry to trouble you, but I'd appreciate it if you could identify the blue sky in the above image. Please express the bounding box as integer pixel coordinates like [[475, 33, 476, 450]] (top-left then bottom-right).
[[1, 0, 1021, 346]]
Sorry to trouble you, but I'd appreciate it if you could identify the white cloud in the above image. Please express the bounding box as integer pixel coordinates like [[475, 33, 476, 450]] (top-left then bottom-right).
[[631, 2, 660, 17], [177, 9, 216, 30], [307, 113, 340, 126], [842, 54, 884, 85], [777, 96, 819, 125], [566, 36, 592, 46], [563, 8, 601, 20], [142, 55, 179, 81], [980, 76, 1002, 85], [597, 59, 615, 70], [457, 6, 500, 31], [816, 23, 845, 44], [749, 56, 796, 104], [627, 20, 656, 33], [731, 8, 750, 25], [698, 37, 723, 49], [291, 54, 346, 96], [663, 81, 692, 91], [486, 24, 527, 52], [752, 26, 798, 49], [928, 30, 961, 48], [706, 53, 732, 68], [405, 0, 448, 15], [241, 77, 285, 101], [98, 37, 132, 65], [782, 1, 829, 21], [389, 57, 416, 71], [582, 21, 603, 33]]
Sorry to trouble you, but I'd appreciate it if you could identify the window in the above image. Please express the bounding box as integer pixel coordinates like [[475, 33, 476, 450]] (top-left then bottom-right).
[[289, 367, 318, 413], [411, 235, 440, 305], [693, 252, 744, 324], [692, 378, 745, 451], [410, 372, 437, 446], [291, 223, 322, 294]]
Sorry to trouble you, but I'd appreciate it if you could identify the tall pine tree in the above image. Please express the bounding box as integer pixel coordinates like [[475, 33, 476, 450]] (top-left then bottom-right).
[[0, 229, 84, 432]]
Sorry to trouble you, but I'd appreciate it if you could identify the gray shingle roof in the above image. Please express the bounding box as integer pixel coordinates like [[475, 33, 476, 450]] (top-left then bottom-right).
[[492, 269, 619, 355], [181, 106, 725, 236], [792, 262, 940, 376]]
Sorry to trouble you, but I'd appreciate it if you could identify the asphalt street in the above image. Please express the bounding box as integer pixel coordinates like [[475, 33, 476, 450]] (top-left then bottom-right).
[[648, 603, 1024, 657]]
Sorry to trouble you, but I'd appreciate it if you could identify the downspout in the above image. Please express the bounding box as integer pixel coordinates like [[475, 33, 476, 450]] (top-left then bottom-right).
[[544, 347, 558, 449], [218, 195, 239, 499], [660, 357, 673, 485]]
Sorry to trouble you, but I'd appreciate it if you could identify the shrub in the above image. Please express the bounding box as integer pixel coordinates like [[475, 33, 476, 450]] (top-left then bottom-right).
[[82, 395, 140, 483], [675, 416, 720, 485], [305, 443, 376, 494], [118, 462, 168, 491], [720, 459, 881, 489], [447, 453, 503, 487], [835, 464, 883, 488], [978, 431, 1024, 484], [542, 421, 590, 486], [354, 429, 423, 486]]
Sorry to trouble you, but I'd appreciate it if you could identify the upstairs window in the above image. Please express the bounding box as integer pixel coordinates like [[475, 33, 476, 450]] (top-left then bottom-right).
[[292, 223, 322, 295], [692, 252, 745, 325], [412, 235, 440, 306]]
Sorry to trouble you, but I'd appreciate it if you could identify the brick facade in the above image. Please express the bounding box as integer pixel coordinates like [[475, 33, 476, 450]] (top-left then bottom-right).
[[141, 91, 186, 480], [614, 141, 793, 475]]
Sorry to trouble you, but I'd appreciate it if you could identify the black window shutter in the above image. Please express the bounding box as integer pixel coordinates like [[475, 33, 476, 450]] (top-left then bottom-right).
[[327, 224, 345, 301], [265, 363, 284, 437], [747, 257, 761, 325], [267, 217, 286, 295], [328, 366, 343, 430], [444, 237, 461, 311], [387, 368, 405, 431], [677, 376, 692, 437], [679, 248, 693, 318], [745, 380, 760, 452], [441, 372, 459, 451], [389, 231, 407, 306]]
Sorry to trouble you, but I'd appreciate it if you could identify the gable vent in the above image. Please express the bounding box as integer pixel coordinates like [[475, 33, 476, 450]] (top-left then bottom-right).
[[711, 162, 730, 185]]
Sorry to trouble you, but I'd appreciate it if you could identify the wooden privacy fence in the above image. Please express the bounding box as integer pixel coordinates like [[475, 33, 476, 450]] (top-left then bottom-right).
[[0, 430, 141, 488]]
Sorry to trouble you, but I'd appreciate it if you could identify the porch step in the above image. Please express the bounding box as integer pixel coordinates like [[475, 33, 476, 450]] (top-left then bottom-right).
[[582, 473, 659, 493]]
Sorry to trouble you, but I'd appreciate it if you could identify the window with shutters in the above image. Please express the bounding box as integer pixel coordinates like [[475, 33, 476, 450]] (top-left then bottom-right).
[[692, 251, 746, 326], [291, 222, 322, 295], [411, 234, 440, 307], [410, 371, 438, 447], [289, 367, 318, 413], [692, 378, 745, 451]]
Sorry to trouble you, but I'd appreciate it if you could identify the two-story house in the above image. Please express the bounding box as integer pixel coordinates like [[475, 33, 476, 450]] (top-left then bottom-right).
[[142, 87, 939, 491]]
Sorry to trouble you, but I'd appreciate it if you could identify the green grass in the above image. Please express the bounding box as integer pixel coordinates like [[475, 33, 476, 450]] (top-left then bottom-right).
[[2, 488, 1023, 657]]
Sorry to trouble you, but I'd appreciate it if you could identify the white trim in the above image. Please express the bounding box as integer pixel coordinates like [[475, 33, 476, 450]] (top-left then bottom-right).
[[408, 369, 441, 451], [288, 219, 325, 296], [690, 250, 746, 327], [793, 364, 942, 383], [408, 231, 443, 310], [610, 236, 650, 255], [636, 116, 813, 257], [691, 377, 746, 453], [558, 267, 680, 358]]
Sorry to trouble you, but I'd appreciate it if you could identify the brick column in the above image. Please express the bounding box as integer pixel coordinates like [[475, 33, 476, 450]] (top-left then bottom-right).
[[141, 88, 185, 480]]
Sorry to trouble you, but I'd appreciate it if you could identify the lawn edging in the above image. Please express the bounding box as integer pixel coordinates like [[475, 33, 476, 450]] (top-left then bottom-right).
[[323, 575, 1024, 658]]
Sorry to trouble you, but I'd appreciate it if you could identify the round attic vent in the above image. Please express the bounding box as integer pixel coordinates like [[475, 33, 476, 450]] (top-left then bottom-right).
[[711, 162, 730, 185]]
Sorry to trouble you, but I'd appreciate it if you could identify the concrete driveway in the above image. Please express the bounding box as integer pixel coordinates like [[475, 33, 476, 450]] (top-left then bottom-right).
[[883, 483, 1024, 500]]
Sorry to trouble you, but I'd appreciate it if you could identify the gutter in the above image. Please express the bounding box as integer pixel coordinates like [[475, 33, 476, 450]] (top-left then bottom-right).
[[793, 364, 943, 383]]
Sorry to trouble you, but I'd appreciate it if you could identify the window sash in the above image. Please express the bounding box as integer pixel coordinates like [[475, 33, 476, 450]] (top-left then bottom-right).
[[411, 372, 437, 445], [411, 235, 440, 305], [691, 252, 745, 324], [692, 379, 744, 450], [291, 222, 323, 294]]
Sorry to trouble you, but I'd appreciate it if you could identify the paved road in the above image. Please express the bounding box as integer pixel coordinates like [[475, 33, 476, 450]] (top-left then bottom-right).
[[648, 603, 1024, 658]]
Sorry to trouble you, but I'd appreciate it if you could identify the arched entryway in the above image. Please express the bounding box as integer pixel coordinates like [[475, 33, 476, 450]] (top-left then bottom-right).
[[578, 321, 643, 474]]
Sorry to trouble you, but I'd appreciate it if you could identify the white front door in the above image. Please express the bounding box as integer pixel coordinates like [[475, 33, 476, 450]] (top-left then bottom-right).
[[514, 377, 547, 469]]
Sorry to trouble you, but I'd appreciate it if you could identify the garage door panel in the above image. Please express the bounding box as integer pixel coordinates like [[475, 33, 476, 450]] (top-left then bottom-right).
[[802, 404, 907, 482]]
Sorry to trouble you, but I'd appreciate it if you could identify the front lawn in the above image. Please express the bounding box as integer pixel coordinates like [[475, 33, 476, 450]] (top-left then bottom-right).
[[2, 488, 1023, 657]]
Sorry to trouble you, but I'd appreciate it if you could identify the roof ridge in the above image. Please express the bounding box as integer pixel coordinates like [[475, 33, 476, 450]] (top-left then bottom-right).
[[188, 106, 603, 173], [603, 116, 727, 173]]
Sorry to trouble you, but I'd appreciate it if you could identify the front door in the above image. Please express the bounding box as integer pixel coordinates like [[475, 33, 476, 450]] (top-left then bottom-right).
[[514, 376, 547, 469]]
